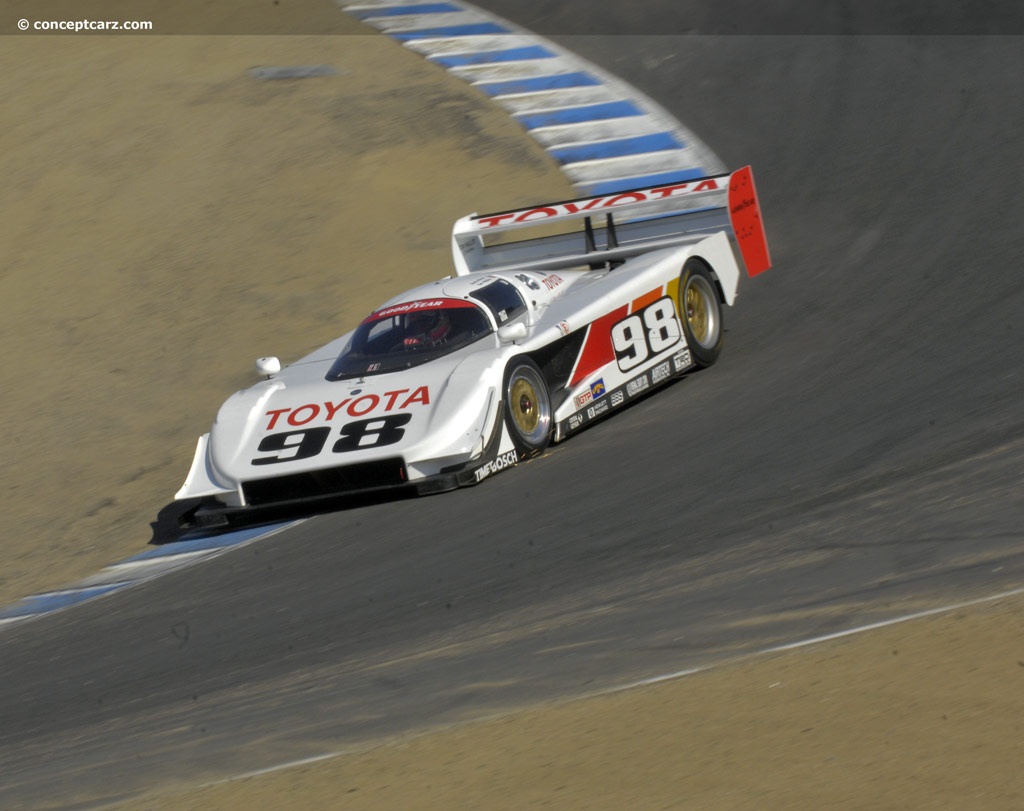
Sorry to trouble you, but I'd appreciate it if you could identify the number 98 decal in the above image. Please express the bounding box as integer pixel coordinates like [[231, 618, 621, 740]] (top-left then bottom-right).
[[252, 414, 412, 465], [611, 297, 682, 372]]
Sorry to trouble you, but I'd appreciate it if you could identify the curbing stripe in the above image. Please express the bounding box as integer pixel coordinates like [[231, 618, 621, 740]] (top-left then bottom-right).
[[430, 45, 556, 68], [527, 116, 677, 147], [515, 100, 645, 128], [342, 0, 723, 194], [0, 521, 301, 627], [490, 86, 627, 114], [346, 3, 464, 18], [549, 133, 684, 165], [392, 23, 511, 40], [476, 72, 602, 96], [403, 33, 539, 56]]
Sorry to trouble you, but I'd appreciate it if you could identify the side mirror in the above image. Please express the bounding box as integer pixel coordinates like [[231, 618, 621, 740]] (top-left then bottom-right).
[[256, 356, 281, 377], [497, 322, 528, 343]]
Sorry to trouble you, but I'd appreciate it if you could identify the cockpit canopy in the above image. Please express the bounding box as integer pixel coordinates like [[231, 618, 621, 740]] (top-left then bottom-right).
[[326, 298, 492, 380], [326, 279, 529, 381]]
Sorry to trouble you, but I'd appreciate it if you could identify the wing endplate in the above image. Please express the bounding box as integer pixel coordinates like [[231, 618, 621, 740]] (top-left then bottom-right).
[[727, 165, 771, 277]]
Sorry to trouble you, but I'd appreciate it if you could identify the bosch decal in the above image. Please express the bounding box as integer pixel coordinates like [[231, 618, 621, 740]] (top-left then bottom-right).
[[473, 449, 519, 483]]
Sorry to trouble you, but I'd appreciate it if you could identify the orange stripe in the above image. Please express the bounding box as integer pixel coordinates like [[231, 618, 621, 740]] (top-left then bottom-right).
[[631, 286, 663, 313]]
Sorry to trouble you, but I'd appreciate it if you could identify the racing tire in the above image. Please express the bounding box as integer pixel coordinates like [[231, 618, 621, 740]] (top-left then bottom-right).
[[503, 357, 552, 457], [679, 259, 724, 368]]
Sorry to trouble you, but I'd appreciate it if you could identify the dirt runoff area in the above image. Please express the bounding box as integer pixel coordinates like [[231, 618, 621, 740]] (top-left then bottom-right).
[[0, 13, 571, 607], [4, 4, 1024, 810]]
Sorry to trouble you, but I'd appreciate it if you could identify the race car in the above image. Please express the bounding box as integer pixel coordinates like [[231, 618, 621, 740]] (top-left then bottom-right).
[[175, 167, 770, 524]]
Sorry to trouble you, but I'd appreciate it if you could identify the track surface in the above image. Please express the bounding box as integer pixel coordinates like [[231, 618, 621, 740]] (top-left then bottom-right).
[[3, 8, 1023, 809]]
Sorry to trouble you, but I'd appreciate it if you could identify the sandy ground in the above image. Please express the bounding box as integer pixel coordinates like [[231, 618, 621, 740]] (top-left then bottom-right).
[[3, 4, 1023, 810], [0, 20, 570, 607], [120, 595, 1024, 811]]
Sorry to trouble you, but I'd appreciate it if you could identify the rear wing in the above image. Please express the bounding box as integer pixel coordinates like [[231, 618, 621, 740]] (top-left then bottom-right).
[[451, 166, 770, 278]]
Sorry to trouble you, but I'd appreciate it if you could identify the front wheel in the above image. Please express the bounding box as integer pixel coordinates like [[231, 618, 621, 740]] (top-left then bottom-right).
[[679, 259, 724, 367], [503, 358, 552, 457]]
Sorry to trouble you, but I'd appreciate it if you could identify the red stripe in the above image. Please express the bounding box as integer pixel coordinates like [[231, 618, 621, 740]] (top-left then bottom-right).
[[569, 305, 628, 387]]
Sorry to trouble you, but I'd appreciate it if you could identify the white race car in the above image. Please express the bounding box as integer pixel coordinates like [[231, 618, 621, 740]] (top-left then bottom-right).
[[176, 168, 770, 524]]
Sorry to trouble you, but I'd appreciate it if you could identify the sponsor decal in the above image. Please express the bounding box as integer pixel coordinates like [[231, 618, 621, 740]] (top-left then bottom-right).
[[627, 373, 650, 398], [474, 449, 519, 483], [590, 378, 606, 399], [574, 388, 594, 409], [651, 361, 672, 384], [672, 348, 692, 372], [557, 321, 571, 336], [363, 298, 476, 323], [264, 386, 430, 430], [474, 179, 723, 229], [611, 390, 624, 408], [568, 413, 583, 430], [541, 273, 564, 290]]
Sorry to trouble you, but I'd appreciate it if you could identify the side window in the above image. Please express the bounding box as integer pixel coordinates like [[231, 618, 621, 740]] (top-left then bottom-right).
[[469, 280, 527, 325]]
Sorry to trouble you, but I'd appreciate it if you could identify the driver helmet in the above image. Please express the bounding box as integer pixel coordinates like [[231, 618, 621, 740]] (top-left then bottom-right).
[[404, 310, 452, 346]]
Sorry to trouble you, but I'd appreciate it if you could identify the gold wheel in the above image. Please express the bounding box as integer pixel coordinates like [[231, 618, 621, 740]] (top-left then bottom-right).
[[505, 359, 551, 453], [685, 281, 712, 345], [510, 378, 540, 436], [678, 261, 723, 367]]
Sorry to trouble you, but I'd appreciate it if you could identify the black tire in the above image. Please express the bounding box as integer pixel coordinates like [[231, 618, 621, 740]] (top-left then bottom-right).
[[678, 259, 724, 367], [503, 357, 552, 457]]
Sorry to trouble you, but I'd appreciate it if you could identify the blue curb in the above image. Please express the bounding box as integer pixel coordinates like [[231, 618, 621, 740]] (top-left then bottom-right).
[[550, 132, 684, 165], [346, 3, 462, 18], [392, 22, 510, 39], [476, 72, 602, 96], [343, 0, 723, 195]]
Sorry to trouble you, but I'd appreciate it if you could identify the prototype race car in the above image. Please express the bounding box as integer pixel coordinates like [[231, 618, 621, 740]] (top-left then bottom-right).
[[176, 168, 770, 523]]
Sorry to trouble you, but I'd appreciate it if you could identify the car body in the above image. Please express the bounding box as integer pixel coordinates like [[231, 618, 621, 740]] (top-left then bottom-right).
[[175, 167, 770, 523]]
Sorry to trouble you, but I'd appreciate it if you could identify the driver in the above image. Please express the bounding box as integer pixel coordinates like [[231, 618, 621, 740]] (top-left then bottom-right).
[[403, 310, 452, 347]]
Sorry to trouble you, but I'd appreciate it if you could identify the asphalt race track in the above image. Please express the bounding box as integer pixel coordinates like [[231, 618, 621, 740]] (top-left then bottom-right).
[[2, 5, 1023, 808]]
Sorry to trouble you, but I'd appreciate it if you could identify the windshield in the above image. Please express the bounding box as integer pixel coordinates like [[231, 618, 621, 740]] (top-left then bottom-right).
[[326, 298, 493, 380]]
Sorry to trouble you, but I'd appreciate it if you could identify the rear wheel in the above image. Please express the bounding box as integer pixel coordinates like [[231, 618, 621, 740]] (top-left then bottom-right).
[[504, 358, 552, 456], [679, 259, 724, 367]]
